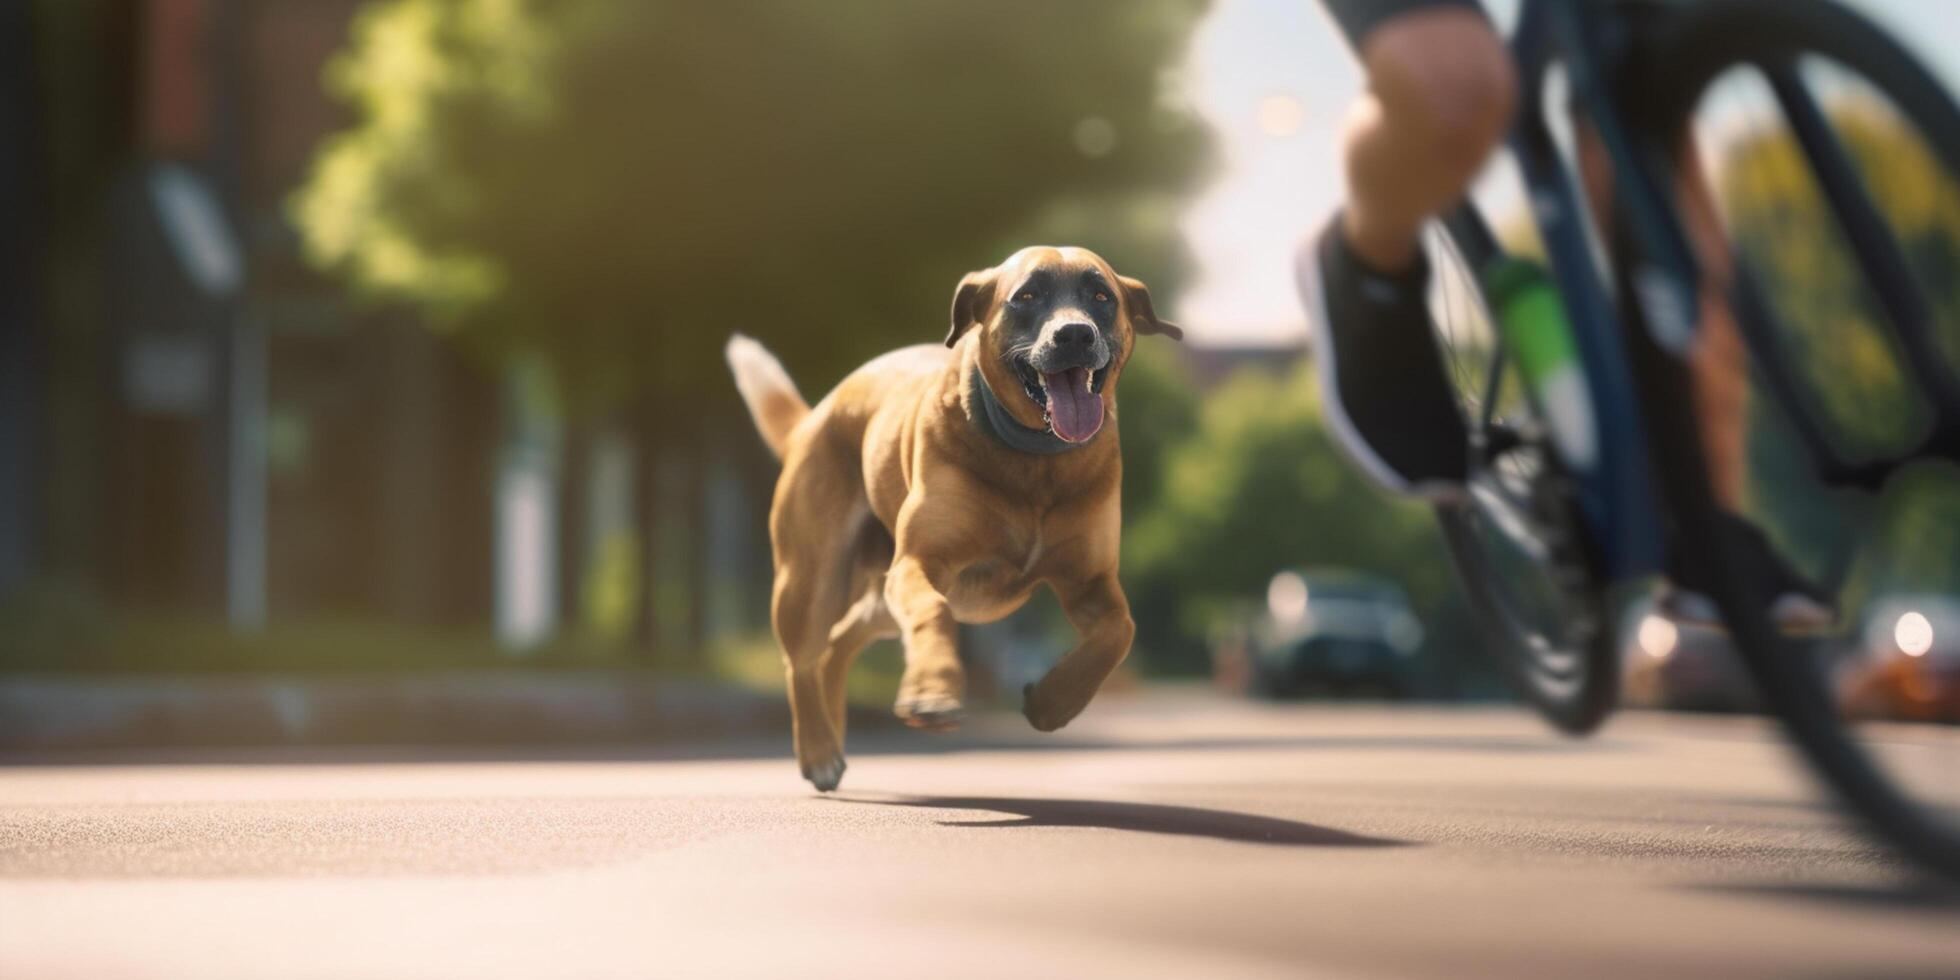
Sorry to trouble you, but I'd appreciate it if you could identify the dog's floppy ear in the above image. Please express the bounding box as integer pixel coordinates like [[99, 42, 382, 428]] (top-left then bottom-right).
[[1120, 275, 1184, 341], [945, 268, 998, 348]]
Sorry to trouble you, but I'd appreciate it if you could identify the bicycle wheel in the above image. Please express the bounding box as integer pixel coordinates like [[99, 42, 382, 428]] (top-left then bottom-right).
[[1426, 208, 1620, 735], [1637, 0, 1960, 878]]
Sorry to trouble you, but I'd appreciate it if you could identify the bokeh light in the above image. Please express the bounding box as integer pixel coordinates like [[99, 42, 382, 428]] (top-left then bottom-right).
[[1895, 610, 1935, 657], [1267, 570, 1309, 625], [1638, 615, 1679, 660]]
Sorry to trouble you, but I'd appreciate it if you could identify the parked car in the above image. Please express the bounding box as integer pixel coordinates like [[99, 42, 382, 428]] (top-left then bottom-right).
[[1838, 596, 1960, 724], [1224, 569, 1425, 700]]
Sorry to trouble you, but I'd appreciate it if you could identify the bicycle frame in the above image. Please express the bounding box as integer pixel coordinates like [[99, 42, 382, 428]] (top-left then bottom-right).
[[1441, 0, 1960, 878], [1477, 0, 1709, 584]]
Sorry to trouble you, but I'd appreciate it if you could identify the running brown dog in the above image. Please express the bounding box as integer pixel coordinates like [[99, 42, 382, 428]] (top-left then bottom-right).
[[725, 246, 1182, 791]]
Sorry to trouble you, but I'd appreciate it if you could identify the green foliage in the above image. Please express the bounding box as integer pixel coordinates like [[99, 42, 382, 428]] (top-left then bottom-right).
[[1114, 341, 1199, 524], [580, 530, 641, 641], [0, 582, 628, 672], [1721, 100, 1960, 456], [293, 0, 1214, 417], [1722, 95, 1960, 609], [1121, 358, 1454, 671]]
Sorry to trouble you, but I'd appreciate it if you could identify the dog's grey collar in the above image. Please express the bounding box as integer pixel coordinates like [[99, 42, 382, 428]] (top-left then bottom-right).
[[969, 365, 1088, 455]]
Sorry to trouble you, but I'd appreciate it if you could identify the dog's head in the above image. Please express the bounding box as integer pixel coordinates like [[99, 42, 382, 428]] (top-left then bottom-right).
[[944, 246, 1181, 444]]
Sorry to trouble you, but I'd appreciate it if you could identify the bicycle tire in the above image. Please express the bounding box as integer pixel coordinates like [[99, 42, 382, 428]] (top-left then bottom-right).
[[1428, 208, 1621, 735], [1633, 0, 1960, 880]]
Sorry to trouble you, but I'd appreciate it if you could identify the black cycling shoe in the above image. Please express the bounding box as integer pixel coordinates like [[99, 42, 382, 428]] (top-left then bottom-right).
[[1295, 215, 1469, 500], [1663, 510, 1836, 633]]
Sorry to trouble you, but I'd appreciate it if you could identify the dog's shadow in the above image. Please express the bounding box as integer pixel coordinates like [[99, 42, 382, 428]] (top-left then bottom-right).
[[830, 794, 1412, 848]]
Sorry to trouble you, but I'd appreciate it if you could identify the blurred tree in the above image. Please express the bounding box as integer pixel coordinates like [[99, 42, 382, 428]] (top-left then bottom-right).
[[292, 0, 1213, 660], [1721, 99, 1960, 600], [1111, 341, 1199, 527], [1721, 101, 1960, 458], [25, 0, 137, 609], [1121, 359, 1462, 675]]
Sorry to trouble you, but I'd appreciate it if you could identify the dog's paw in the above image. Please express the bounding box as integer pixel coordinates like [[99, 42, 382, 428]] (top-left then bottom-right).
[[894, 695, 964, 732], [801, 756, 846, 793], [1021, 682, 1076, 733]]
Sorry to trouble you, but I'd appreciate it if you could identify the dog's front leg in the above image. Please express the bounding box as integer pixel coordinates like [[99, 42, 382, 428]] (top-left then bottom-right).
[[1024, 574, 1134, 732], [884, 552, 968, 730]]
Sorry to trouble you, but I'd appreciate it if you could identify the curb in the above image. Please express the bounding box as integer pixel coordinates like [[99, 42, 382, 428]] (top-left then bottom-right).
[[0, 671, 819, 750]]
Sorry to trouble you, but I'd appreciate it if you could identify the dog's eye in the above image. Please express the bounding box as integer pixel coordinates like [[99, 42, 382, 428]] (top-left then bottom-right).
[[1016, 291, 1036, 303], [1094, 291, 1111, 303]]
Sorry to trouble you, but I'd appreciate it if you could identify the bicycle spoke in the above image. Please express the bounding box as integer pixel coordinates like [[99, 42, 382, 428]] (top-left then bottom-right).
[[1429, 228, 1483, 417], [1728, 261, 1884, 488], [1766, 60, 1960, 418], [1480, 334, 1508, 432], [1635, 0, 1960, 875]]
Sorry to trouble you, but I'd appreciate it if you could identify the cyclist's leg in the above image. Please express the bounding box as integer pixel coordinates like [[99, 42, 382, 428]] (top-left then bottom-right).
[[1675, 145, 1832, 626], [1575, 122, 1833, 627], [1673, 147, 1752, 512], [1338, 3, 1516, 270], [1299, 1, 1515, 498]]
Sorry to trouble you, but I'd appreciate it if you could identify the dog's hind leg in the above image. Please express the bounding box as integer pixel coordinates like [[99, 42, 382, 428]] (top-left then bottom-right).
[[773, 565, 851, 792], [768, 452, 868, 792], [820, 580, 897, 752], [817, 518, 900, 748]]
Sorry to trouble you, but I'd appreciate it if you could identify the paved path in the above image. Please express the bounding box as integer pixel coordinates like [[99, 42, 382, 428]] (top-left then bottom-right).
[[2, 690, 1955, 979]]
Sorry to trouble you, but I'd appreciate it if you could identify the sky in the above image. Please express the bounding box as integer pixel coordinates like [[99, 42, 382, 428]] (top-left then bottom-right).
[[1173, 0, 1960, 347]]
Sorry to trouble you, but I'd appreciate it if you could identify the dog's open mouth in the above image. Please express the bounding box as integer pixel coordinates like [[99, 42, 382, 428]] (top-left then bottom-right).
[[1013, 358, 1109, 444]]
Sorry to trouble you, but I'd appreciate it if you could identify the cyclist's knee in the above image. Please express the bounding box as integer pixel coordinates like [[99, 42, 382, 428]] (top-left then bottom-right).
[[1360, 9, 1517, 175]]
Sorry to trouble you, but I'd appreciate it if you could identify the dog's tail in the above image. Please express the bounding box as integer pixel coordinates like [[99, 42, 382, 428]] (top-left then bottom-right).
[[725, 333, 808, 459]]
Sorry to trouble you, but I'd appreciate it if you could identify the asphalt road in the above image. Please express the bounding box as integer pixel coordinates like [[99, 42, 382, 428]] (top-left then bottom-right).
[[2, 689, 1956, 980]]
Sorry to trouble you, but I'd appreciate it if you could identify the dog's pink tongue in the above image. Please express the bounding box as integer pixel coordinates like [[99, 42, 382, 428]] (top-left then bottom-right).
[[1044, 368, 1103, 443]]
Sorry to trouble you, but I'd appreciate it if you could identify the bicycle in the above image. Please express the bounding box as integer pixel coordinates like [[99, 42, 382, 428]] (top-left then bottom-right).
[[1358, 0, 1960, 878]]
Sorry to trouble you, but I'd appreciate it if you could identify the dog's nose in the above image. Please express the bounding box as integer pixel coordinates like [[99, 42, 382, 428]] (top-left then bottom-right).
[[1054, 323, 1096, 350]]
